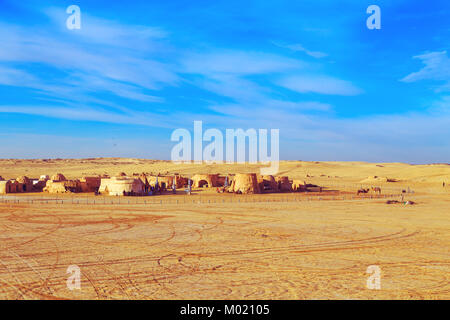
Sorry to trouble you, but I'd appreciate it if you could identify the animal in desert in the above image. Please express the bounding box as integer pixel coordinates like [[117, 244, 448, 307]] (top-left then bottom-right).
[[357, 188, 369, 195], [371, 187, 381, 194]]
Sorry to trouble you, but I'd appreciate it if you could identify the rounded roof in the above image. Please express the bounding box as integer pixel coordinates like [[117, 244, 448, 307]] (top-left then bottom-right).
[[192, 174, 218, 179], [16, 176, 31, 183], [109, 177, 143, 184], [51, 173, 66, 181], [116, 172, 127, 177]]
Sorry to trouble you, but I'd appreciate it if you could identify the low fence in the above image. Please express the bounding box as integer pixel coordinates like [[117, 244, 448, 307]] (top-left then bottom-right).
[[0, 192, 407, 206]]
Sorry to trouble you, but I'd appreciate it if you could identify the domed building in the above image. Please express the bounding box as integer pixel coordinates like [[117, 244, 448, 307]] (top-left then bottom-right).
[[230, 173, 260, 194]]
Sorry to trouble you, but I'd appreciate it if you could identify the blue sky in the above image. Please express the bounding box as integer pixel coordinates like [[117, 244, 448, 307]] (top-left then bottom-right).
[[0, 0, 449, 162]]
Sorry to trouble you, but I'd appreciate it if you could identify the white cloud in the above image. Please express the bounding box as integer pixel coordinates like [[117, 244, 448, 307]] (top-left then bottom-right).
[[182, 50, 304, 75], [272, 42, 328, 59], [0, 65, 39, 87], [278, 75, 363, 96], [0, 103, 208, 133], [0, 20, 178, 97], [401, 51, 450, 92], [196, 74, 270, 102], [209, 100, 331, 118], [66, 74, 164, 103], [44, 7, 167, 49]]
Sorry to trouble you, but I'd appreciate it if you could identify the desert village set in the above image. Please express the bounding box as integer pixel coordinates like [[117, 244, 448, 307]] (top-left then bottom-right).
[[0, 171, 321, 197]]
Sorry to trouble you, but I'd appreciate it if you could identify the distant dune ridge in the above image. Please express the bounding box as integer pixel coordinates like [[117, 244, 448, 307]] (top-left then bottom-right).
[[360, 176, 399, 183], [0, 158, 448, 185]]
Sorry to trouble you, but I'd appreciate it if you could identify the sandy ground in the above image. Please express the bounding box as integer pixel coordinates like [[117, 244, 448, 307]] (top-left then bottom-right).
[[0, 159, 449, 299]]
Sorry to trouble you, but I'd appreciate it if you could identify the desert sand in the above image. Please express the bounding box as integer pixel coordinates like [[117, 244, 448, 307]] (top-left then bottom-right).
[[0, 159, 448, 299]]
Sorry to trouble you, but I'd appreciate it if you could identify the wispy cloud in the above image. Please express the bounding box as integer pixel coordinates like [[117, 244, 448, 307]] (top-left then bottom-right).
[[401, 51, 450, 92], [180, 50, 340, 118], [0, 9, 355, 126], [0, 16, 178, 105], [182, 50, 304, 75], [278, 75, 363, 96], [0, 104, 184, 128], [272, 41, 328, 59], [0, 65, 39, 86], [44, 7, 167, 49]]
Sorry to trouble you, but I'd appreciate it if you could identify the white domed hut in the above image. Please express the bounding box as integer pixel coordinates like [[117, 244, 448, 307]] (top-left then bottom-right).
[[99, 177, 145, 196]]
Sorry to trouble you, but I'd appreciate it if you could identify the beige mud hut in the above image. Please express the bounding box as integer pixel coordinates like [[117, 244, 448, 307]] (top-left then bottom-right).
[[276, 176, 293, 192], [0, 177, 6, 194], [173, 175, 188, 189], [44, 180, 82, 194], [136, 174, 150, 192], [216, 175, 232, 187], [16, 176, 34, 193], [33, 176, 49, 192], [148, 175, 189, 189], [258, 175, 278, 193], [44, 173, 83, 193], [51, 173, 67, 182], [0, 180, 21, 194], [0, 176, 37, 194], [230, 173, 261, 194], [192, 174, 220, 188], [138, 173, 149, 185], [292, 180, 306, 192], [146, 175, 172, 190], [305, 184, 322, 192], [133, 173, 183, 192], [99, 177, 145, 196], [80, 176, 101, 192]]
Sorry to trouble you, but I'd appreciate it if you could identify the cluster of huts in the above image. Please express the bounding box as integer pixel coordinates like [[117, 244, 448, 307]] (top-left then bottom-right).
[[0, 175, 43, 194], [191, 173, 321, 194], [0, 174, 102, 194], [0, 172, 321, 196]]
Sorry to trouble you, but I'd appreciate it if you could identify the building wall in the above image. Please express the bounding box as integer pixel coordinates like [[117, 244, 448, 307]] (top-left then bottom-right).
[[44, 180, 82, 193], [192, 174, 220, 188], [231, 174, 261, 194], [276, 176, 293, 192], [80, 177, 101, 192], [0, 180, 24, 194]]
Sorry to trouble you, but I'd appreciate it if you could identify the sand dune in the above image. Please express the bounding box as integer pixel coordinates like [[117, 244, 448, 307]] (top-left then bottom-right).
[[0, 158, 448, 185]]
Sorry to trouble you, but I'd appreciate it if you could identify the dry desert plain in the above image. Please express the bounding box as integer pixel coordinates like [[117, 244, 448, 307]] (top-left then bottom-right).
[[0, 158, 449, 299]]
